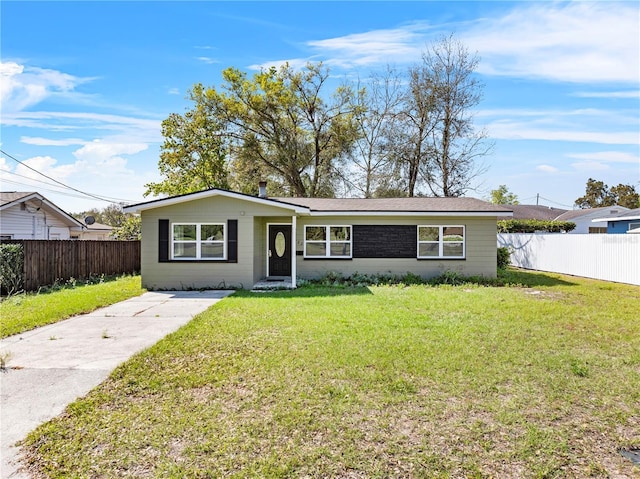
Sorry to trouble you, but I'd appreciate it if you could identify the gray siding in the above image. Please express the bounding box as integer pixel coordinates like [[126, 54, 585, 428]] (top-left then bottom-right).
[[139, 195, 499, 289], [139, 196, 293, 290], [295, 216, 497, 280]]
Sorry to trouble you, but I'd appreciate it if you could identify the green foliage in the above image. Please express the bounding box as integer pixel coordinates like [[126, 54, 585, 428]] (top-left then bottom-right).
[[303, 270, 519, 288], [489, 184, 519, 205], [221, 62, 359, 197], [149, 36, 489, 199], [0, 243, 24, 296], [110, 215, 141, 240], [20, 273, 640, 476], [497, 247, 511, 270], [497, 219, 576, 233], [0, 275, 144, 338], [73, 204, 129, 228], [145, 86, 230, 197], [575, 178, 639, 209]]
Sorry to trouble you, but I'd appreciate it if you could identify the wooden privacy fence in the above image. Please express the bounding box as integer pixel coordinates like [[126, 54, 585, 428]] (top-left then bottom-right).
[[7, 240, 140, 291], [498, 233, 640, 286]]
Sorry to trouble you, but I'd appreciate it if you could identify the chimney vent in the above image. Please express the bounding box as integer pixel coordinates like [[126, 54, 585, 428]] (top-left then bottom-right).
[[258, 181, 267, 198]]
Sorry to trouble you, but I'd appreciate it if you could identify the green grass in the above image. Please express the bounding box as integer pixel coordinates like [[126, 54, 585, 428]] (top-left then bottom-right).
[[0, 275, 145, 338], [20, 270, 640, 478]]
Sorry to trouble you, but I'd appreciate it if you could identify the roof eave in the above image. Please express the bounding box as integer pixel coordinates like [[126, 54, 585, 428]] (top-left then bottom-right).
[[123, 189, 310, 214], [591, 215, 640, 222], [307, 210, 513, 217]]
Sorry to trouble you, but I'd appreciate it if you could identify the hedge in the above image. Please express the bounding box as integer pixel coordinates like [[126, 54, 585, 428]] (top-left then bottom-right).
[[0, 243, 24, 296], [497, 219, 576, 233]]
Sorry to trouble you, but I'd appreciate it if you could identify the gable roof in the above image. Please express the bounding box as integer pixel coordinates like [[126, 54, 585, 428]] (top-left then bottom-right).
[[83, 221, 114, 231], [506, 205, 567, 221], [555, 206, 630, 222], [123, 188, 512, 217], [0, 191, 85, 228], [591, 207, 640, 223], [123, 188, 311, 214]]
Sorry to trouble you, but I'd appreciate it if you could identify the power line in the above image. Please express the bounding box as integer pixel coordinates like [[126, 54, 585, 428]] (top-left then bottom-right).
[[519, 195, 574, 209], [0, 176, 109, 201], [0, 149, 136, 204]]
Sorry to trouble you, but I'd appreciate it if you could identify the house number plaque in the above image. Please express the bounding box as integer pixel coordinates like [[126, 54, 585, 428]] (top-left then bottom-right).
[[275, 232, 286, 257]]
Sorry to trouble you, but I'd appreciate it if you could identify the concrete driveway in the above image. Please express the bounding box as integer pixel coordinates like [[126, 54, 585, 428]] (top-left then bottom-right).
[[0, 290, 233, 479]]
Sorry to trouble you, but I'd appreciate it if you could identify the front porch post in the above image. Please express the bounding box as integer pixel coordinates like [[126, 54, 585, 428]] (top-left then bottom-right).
[[291, 215, 297, 288]]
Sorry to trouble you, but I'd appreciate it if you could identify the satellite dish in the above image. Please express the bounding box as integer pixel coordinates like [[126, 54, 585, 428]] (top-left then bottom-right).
[[84, 216, 95, 225]]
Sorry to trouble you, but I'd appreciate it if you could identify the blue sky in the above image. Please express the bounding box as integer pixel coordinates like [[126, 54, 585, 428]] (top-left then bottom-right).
[[1, 1, 638, 213]]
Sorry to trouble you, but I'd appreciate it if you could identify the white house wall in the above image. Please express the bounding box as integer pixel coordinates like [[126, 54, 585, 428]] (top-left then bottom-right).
[[0, 204, 73, 239]]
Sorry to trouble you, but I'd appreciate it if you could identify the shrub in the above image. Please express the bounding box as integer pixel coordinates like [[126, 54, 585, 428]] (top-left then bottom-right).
[[497, 247, 511, 270], [497, 219, 576, 233], [0, 243, 24, 296]]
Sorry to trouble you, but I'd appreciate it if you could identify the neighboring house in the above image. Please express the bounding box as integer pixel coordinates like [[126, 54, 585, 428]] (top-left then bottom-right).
[[0, 192, 85, 240], [555, 206, 630, 234], [76, 220, 114, 240], [123, 186, 512, 290], [591, 208, 640, 234], [508, 205, 568, 221]]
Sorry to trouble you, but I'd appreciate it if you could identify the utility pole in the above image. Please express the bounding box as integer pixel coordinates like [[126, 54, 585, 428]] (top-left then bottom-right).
[[536, 193, 539, 206]]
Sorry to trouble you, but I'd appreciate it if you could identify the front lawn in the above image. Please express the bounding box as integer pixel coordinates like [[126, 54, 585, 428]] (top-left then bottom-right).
[[20, 271, 640, 478], [0, 275, 145, 338]]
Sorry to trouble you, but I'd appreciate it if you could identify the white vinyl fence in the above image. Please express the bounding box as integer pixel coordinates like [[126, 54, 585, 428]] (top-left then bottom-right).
[[498, 233, 640, 286]]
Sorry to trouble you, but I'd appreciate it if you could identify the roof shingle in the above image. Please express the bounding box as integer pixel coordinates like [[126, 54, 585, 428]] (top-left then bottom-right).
[[272, 197, 511, 213]]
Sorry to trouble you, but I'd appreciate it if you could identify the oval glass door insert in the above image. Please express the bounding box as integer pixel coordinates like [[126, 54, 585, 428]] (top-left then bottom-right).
[[275, 231, 286, 257]]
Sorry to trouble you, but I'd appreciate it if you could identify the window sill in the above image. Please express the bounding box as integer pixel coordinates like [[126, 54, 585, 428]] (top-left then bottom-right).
[[303, 257, 353, 261], [417, 257, 466, 261], [162, 259, 235, 263]]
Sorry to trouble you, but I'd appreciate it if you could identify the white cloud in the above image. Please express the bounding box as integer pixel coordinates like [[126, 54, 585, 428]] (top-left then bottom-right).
[[537, 165, 559, 173], [2, 111, 162, 143], [307, 25, 425, 68], [258, 2, 638, 84], [566, 151, 640, 164], [570, 161, 611, 172], [462, 2, 639, 83], [167, 87, 180, 95], [73, 140, 147, 173], [197, 57, 219, 65], [0, 61, 96, 113], [573, 90, 640, 99], [13, 155, 79, 183], [0, 146, 158, 210], [487, 120, 639, 145], [21, 136, 86, 147]]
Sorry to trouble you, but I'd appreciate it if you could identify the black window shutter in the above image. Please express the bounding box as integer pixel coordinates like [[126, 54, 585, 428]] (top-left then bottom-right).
[[158, 219, 169, 262], [227, 219, 238, 263]]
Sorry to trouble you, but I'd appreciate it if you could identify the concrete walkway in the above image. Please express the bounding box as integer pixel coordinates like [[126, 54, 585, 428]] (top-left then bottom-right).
[[0, 290, 233, 479]]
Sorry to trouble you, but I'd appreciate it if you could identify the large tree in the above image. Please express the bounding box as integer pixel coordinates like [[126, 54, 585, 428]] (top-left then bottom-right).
[[145, 90, 229, 197], [344, 68, 405, 198], [575, 178, 639, 209], [218, 62, 359, 197], [395, 35, 490, 197]]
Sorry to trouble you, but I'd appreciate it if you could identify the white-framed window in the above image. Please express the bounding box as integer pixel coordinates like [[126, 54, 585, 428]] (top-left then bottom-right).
[[417, 225, 465, 259], [628, 222, 640, 231], [304, 225, 352, 258], [172, 223, 225, 260]]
